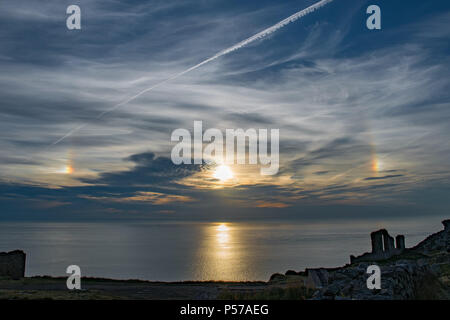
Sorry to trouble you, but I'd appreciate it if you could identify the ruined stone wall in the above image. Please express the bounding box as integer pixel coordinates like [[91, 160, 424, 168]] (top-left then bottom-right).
[[350, 229, 405, 264], [371, 231, 383, 253], [396, 235, 405, 250], [0, 250, 26, 279]]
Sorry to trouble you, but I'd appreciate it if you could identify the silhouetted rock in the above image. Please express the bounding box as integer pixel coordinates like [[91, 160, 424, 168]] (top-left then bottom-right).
[[305, 268, 329, 288], [269, 273, 286, 282], [285, 270, 298, 276], [310, 219, 450, 300], [0, 250, 26, 280], [442, 219, 450, 231], [412, 219, 450, 254]]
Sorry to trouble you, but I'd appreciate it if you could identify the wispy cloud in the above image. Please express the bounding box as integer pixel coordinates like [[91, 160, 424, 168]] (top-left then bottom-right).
[[364, 175, 404, 181]]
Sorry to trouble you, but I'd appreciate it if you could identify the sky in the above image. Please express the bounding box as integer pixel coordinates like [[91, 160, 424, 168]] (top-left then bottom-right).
[[0, 0, 449, 221]]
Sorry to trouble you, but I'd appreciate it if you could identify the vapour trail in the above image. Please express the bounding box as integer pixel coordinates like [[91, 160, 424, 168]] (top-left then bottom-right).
[[52, 0, 334, 146]]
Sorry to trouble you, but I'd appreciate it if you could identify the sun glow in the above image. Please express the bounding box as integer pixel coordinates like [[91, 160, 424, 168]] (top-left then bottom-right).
[[54, 150, 75, 175], [65, 165, 74, 174], [55, 164, 73, 174], [217, 223, 229, 232], [216, 223, 230, 246], [213, 165, 233, 182], [372, 157, 383, 173]]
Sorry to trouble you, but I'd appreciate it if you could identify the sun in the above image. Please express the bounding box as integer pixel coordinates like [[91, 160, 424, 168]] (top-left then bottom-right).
[[213, 165, 233, 182]]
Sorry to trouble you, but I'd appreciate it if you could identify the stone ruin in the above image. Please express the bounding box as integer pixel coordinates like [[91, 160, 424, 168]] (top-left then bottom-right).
[[0, 250, 26, 279], [350, 229, 405, 264], [303, 229, 407, 287]]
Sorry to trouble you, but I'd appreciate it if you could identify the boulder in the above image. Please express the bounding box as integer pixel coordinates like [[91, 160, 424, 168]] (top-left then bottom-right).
[[0, 250, 26, 279]]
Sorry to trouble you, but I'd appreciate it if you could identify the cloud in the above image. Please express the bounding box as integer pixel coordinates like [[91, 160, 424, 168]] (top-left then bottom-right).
[[255, 201, 290, 208], [82, 152, 205, 187], [82, 191, 194, 205], [364, 175, 404, 181]]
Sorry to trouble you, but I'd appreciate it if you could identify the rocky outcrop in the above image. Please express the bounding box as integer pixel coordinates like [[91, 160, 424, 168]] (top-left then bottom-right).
[[272, 219, 450, 300], [310, 259, 449, 300], [412, 219, 449, 254], [0, 250, 26, 280], [309, 219, 450, 300], [305, 268, 330, 288]]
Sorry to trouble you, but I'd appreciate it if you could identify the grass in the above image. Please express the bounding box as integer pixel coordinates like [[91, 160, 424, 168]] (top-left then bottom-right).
[[0, 289, 120, 300], [217, 285, 314, 300]]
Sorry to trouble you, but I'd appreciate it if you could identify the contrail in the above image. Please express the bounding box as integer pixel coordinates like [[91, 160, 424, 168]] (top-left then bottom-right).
[[53, 0, 334, 145]]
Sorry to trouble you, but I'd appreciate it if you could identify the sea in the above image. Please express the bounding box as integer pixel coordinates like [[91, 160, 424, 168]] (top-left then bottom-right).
[[0, 217, 442, 281]]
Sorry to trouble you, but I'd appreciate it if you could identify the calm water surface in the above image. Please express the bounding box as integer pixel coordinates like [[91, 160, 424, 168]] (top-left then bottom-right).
[[0, 218, 441, 281]]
